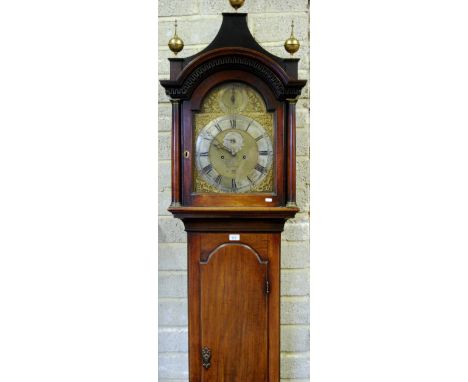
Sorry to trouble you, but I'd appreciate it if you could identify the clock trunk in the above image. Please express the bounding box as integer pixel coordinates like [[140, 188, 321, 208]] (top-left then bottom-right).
[[188, 231, 280, 382]]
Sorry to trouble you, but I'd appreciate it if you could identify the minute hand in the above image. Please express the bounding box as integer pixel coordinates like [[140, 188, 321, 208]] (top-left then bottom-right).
[[212, 138, 235, 156]]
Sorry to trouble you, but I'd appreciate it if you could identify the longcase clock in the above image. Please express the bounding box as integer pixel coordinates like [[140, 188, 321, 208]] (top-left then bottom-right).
[[160, 6, 306, 381]]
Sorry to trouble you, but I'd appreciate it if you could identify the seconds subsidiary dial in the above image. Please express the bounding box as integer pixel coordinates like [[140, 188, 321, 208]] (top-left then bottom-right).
[[195, 115, 273, 193]]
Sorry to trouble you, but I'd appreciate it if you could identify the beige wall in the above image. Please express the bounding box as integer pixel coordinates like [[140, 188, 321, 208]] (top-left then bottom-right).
[[158, 1, 310, 380]]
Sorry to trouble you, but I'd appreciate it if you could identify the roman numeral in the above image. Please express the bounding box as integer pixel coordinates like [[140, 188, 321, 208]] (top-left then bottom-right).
[[230, 119, 236, 129], [247, 176, 255, 185], [203, 132, 213, 141], [259, 150, 270, 156], [202, 164, 213, 174], [215, 175, 223, 185], [231, 178, 237, 191], [199, 152, 209, 157], [255, 135, 264, 142], [245, 121, 252, 131], [255, 163, 266, 174], [214, 123, 222, 132]]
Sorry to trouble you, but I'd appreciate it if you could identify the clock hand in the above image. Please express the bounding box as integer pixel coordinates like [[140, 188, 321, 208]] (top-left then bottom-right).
[[212, 138, 235, 156], [231, 86, 236, 104]]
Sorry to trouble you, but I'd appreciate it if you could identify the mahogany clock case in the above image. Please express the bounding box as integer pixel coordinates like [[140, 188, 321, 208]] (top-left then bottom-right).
[[160, 11, 307, 382]]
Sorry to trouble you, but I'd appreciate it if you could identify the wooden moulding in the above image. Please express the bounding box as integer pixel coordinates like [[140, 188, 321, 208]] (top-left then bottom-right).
[[286, 99, 297, 207], [168, 206, 299, 219], [170, 100, 182, 207], [168, 206, 299, 233]]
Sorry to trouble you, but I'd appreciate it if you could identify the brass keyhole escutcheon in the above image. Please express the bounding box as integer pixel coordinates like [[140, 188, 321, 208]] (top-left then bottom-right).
[[201, 346, 211, 369], [184, 150, 190, 159]]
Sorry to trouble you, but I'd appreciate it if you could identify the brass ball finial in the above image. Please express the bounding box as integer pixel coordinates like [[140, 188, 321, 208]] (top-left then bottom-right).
[[168, 20, 184, 55], [284, 20, 300, 56], [229, 0, 245, 11]]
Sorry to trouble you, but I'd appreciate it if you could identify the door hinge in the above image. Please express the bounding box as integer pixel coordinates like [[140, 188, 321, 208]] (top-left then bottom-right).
[[265, 279, 270, 295]]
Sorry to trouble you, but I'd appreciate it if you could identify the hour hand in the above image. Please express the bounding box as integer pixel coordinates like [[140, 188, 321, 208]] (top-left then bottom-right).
[[213, 138, 234, 155]]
